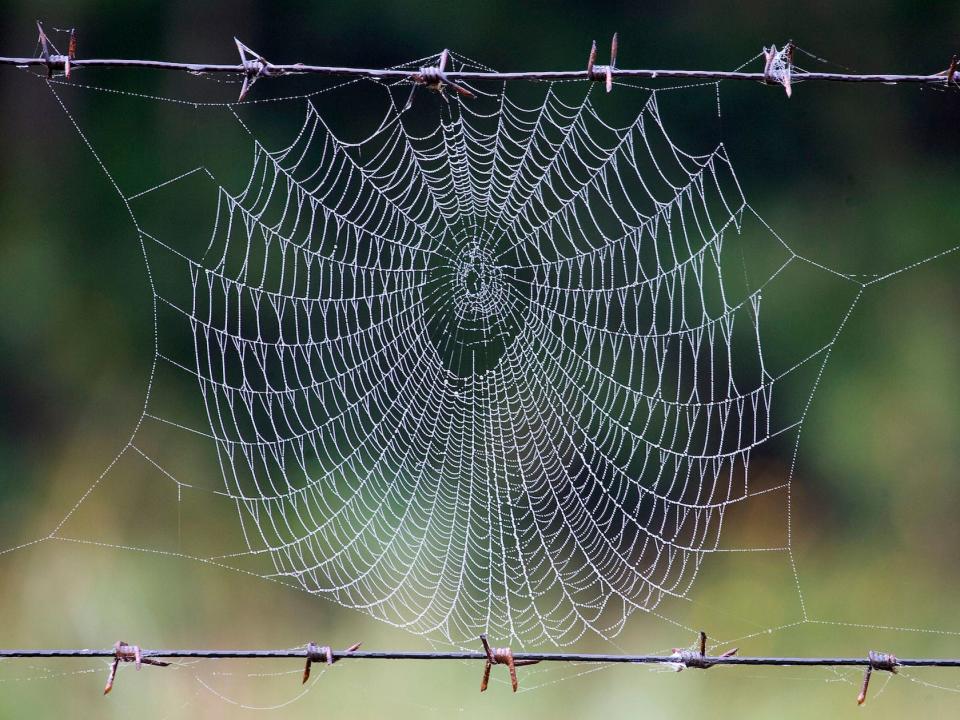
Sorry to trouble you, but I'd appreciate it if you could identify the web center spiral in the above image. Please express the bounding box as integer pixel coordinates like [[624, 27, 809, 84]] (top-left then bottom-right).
[[425, 243, 526, 378], [454, 247, 502, 318]]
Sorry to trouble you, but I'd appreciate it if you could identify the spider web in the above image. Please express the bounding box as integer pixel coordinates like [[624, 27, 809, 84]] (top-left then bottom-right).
[[8, 48, 955, 665], [138, 57, 786, 646]]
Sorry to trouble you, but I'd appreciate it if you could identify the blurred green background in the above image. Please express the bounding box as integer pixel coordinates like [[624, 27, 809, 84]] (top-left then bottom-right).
[[1, 1, 960, 717]]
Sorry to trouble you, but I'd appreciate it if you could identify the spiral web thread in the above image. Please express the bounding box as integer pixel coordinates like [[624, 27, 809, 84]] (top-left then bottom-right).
[[13, 50, 930, 655]]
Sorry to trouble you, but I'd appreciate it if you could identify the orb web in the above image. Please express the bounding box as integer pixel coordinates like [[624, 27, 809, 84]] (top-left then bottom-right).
[[160, 57, 780, 647]]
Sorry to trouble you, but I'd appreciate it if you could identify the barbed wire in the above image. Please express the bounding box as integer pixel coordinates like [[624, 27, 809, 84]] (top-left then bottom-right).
[[1, 634, 956, 704], [3, 25, 958, 102]]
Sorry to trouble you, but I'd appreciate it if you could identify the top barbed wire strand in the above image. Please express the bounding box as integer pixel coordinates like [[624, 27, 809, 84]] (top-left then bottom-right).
[[3, 29, 959, 88], [4, 57, 959, 84]]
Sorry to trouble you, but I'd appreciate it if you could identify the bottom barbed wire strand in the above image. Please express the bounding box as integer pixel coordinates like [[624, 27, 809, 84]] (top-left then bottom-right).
[[0, 634, 945, 704], [2, 650, 956, 666]]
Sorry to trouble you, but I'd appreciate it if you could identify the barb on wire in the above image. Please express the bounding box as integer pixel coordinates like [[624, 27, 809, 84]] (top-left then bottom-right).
[[302, 641, 362, 684], [587, 33, 618, 92], [34, 21, 75, 80], [479, 634, 540, 692], [5, 23, 959, 101], [234, 38, 274, 102], [943, 54, 959, 86], [102, 641, 169, 695], [666, 631, 738, 672], [762, 41, 794, 97], [857, 650, 899, 706], [409, 48, 475, 100]]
